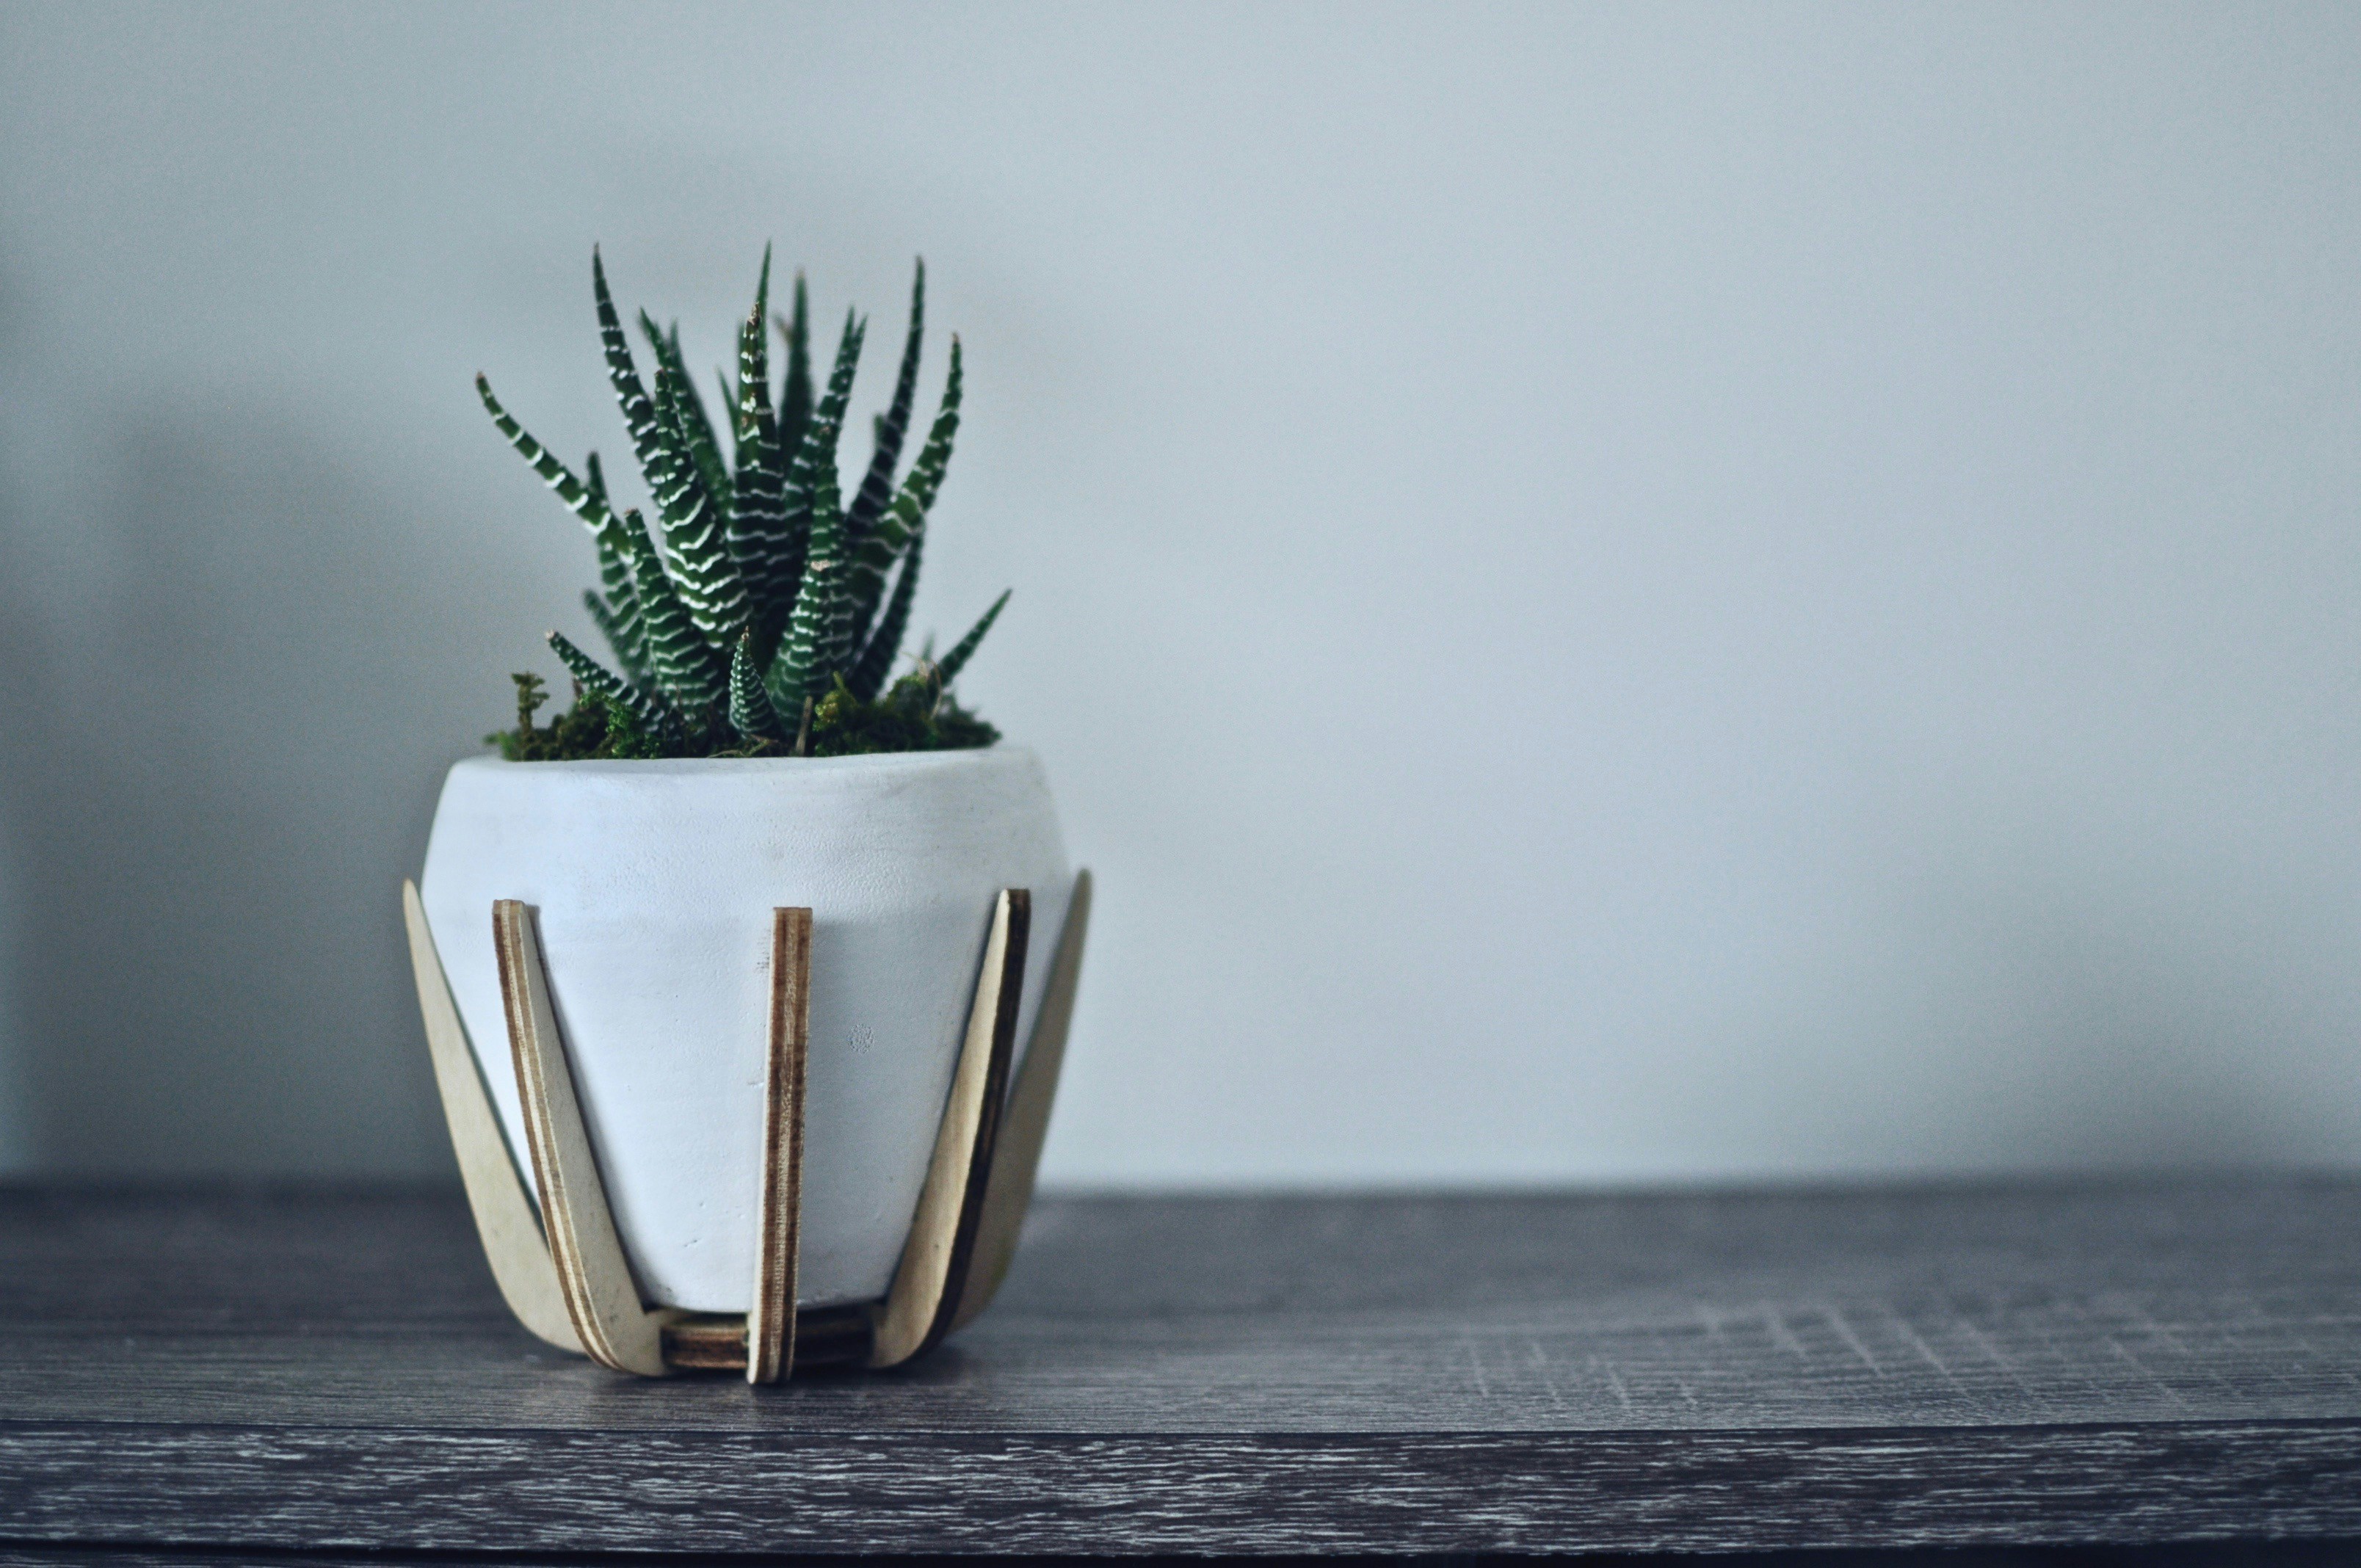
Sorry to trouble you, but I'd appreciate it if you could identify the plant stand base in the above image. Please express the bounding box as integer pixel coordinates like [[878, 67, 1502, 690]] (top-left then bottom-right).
[[400, 871, 1091, 1381]]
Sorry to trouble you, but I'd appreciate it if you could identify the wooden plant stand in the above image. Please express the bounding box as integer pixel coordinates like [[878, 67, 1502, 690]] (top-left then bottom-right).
[[398, 871, 1091, 1382]]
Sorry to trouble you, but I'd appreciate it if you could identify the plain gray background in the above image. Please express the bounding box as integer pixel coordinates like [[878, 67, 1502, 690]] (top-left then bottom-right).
[[0, 1, 2355, 1185]]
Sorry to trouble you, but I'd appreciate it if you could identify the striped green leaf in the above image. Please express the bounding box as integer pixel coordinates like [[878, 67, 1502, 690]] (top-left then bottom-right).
[[936, 588, 1010, 686], [643, 319, 726, 528], [589, 542, 650, 683], [474, 373, 625, 540], [738, 247, 780, 455], [770, 432, 846, 719], [714, 369, 740, 464], [591, 249, 669, 488], [843, 337, 961, 650], [846, 259, 925, 543], [729, 255, 790, 634], [847, 530, 921, 703], [619, 507, 728, 714], [584, 590, 649, 688], [759, 311, 867, 686], [775, 271, 813, 459], [746, 307, 863, 619], [643, 313, 734, 518], [474, 377, 666, 678], [583, 451, 650, 683], [645, 357, 750, 649], [548, 627, 684, 747], [727, 632, 787, 741]]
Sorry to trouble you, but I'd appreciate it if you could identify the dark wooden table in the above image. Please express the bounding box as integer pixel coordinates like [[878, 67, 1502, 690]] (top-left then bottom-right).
[[0, 1180, 2356, 1558]]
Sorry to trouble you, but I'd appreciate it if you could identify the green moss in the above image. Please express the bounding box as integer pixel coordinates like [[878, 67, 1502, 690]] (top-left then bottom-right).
[[489, 673, 683, 761], [487, 664, 996, 762], [807, 667, 999, 756]]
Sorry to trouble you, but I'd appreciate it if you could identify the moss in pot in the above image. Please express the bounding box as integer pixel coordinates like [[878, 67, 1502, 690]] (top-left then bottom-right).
[[413, 249, 1078, 1345]]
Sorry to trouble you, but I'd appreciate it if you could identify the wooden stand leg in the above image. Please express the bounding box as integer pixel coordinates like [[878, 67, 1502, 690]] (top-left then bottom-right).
[[868, 888, 1030, 1368], [400, 882, 582, 1357], [410, 878, 1085, 1379], [952, 869, 1092, 1332], [747, 908, 811, 1384], [494, 900, 672, 1376]]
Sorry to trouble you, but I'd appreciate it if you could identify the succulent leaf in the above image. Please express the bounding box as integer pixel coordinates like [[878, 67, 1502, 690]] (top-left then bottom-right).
[[474, 377, 659, 674], [592, 249, 670, 483], [728, 632, 787, 741], [848, 531, 922, 703], [547, 627, 685, 747], [642, 313, 734, 517], [744, 305, 862, 621], [714, 369, 740, 462], [618, 507, 728, 714], [729, 258, 790, 613], [645, 357, 750, 649], [583, 589, 648, 688], [474, 373, 623, 537], [935, 588, 1011, 686], [843, 337, 961, 647], [583, 451, 650, 681], [775, 271, 813, 457], [761, 311, 868, 683], [846, 258, 925, 543], [772, 427, 846, 717]]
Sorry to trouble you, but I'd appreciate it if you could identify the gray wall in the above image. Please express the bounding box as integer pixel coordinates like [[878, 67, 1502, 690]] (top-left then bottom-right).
[[1, 1, 2357, 1183]]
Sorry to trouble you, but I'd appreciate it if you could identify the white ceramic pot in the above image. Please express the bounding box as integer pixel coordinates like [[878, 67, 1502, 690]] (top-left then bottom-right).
[[417, 747, 1073, 1314]]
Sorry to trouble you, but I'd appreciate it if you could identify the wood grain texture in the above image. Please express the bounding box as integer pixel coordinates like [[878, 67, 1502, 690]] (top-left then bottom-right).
[[1, 1181, 2359, 1554], [493, 900, 670, 1376], [746, 906, 811, 1384], [952, 870, 1089, 1332], [0, 1539, 2347, 1568], [398, 882, 579, 1356], [866, 888, 1027, 1368]]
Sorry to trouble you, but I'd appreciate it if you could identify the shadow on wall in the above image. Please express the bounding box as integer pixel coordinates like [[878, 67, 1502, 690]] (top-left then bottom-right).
[[0, 378, 500, 1175]]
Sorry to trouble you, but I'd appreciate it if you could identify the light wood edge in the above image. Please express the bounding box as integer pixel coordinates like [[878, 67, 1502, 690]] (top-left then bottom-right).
[[399, 882, 582, 1354], [493, 899, 670, 1377], [867, 888, 1029, 1368], [747, 907, 812, 1384], [950, 868, 1092, 1333]]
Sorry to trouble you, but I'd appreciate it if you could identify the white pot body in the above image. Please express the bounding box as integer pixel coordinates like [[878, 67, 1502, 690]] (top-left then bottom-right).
[[418, 747, 1073, 1313]]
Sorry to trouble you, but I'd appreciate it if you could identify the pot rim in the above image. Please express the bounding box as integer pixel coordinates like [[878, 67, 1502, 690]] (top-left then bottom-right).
[[447, 743, 1036, 780]]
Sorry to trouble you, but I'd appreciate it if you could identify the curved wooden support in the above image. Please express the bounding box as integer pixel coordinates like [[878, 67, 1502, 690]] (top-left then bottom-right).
[[494, 899, 673, 1376], [407, 876, 1084, 1379], [868, 888, 1030, 1368], [400, 881, 581, 1355], [952, 868, 1092, 1332]]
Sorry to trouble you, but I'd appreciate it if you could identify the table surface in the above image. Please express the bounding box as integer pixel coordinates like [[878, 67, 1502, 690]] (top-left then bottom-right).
[[0, 1180, 2357, 1556]]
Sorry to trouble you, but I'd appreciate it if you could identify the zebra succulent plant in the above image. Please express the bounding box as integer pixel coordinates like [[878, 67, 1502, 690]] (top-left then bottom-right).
[[479, 247, 1008, 760]]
